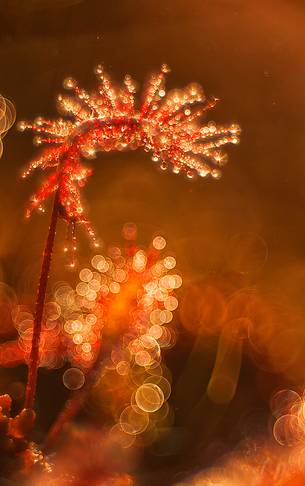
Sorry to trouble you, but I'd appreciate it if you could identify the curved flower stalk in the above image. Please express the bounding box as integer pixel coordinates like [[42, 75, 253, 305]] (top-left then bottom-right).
[[19, 64, 240, 251], [19, 64, 240, 412]]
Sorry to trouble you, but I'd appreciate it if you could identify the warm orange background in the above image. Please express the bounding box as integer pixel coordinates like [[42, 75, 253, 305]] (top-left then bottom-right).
[[0, 1, 305, 483]]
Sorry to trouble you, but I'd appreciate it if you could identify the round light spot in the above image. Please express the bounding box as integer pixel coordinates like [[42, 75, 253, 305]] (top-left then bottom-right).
[[135, 350, 152, 367], [152, 236, 166, 250], [135, 383, 164, 413], [120, 405, 149, 435], [110, 282, 120, 294], [76, 282, 89, 296], [163, 256, 176, 270], [149, 325, 163, 339], [145, 375, 171, 401], [86, 314, 97, 325], [63, 368, 85, 390], [82, 343, 91, 353], [273, 414, 305, 446], [116, 360, 130, 376], [164, 296, 178, 311], [73, 333, 83, 345], [79, 268, 93, 282]]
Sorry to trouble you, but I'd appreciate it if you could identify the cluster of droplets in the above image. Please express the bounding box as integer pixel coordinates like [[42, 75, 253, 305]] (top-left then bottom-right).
[[18, 64, 240, 248], [0, 95, 15, 159], [55, 271, 104, 373], [271, 389, 305, 447], [0, 225, 181, 437], [106, 366, 174, 448], [104, 245, 180, 441], [61, 226, 180, 367], [57, 227, 181, 444]]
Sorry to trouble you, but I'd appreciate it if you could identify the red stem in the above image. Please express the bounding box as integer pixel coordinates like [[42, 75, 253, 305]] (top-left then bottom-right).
[[24, 191, 60, 410]]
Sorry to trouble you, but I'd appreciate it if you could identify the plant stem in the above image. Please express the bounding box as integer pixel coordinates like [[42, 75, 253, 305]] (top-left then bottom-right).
[[24, 190, 60, 410], [43, 348, 104, 451]]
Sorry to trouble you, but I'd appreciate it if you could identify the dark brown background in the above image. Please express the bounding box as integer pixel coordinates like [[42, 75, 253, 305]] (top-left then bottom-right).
[[0, 1, 305, 484]]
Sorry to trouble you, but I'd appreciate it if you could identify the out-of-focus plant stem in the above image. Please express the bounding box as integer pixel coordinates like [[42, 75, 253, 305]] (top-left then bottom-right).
[[24, 190, 60, 410]]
